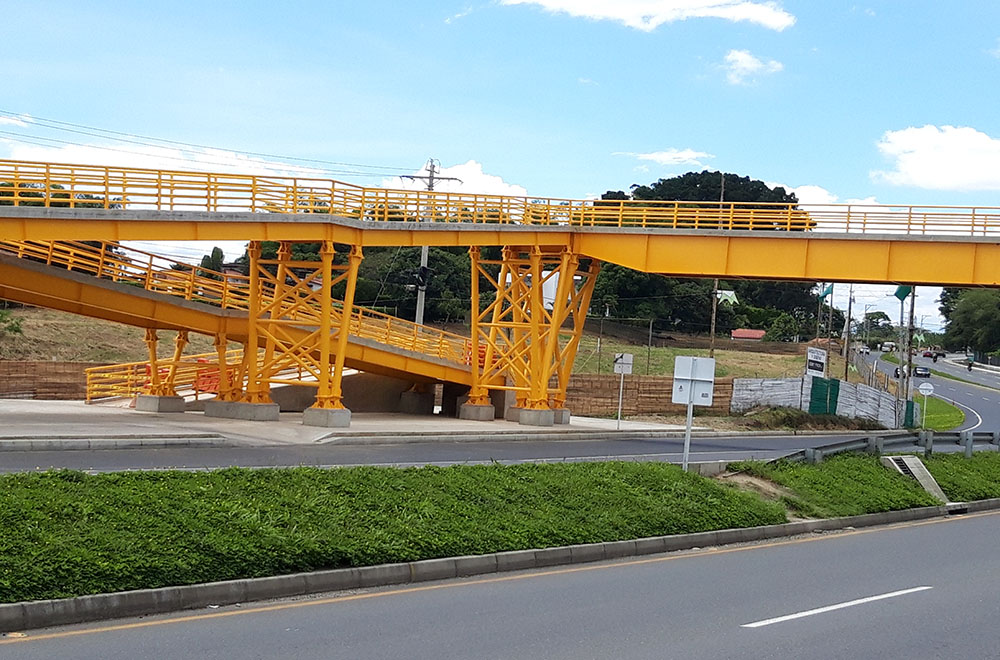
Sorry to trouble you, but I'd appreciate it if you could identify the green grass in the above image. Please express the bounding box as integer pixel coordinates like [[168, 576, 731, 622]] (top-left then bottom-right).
[[925, 452, 1000, 502], [0, 464, 785, 603], [728, 454, 942, 519], [918, 396, 965, 431]]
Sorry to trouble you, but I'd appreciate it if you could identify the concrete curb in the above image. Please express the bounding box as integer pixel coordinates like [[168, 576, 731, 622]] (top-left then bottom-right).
[[0, 434, 230, 451], [318, 428, 882, 446], [6, 500, 998, 633]]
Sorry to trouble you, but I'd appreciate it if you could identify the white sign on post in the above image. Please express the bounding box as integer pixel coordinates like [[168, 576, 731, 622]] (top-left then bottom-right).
[[613, 353, 633, 375], [806, 347, 828, 378], [672, 356, 716, 472], [613, 353, 633, 430]]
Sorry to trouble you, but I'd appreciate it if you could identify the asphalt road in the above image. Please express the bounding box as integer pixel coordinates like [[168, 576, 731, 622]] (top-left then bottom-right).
[[871, 353, 1000, 431], [5, 510, 999, 659], [0, 434, 852, 473]]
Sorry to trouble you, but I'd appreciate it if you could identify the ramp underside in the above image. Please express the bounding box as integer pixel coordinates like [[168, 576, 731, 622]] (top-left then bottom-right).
[[0, 254, 473, 386]]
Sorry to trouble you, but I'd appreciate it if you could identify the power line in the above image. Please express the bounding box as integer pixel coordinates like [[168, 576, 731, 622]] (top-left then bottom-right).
[[0, 109, 414, 175]]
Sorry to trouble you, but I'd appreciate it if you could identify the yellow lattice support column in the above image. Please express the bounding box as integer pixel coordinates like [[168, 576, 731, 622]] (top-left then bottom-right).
[[312, 241, 336, 409], [135, 328, 187, 413], [552, 257, 601, 416], [525, 246, 550, 413], [164, 330, 189, 391], [213, 333, 239, 402], [458, 246, 496, 420], [242, 241, 271, 404], [142, 328, 169, 395], [304, 243, 362, 427]]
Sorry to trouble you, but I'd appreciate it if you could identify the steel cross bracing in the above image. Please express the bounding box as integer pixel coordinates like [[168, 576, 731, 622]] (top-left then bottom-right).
[[4, 158, 1000, 426]]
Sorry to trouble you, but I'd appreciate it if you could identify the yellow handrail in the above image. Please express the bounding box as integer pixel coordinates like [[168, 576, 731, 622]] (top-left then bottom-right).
[[4, 158, 1000, 234], [0, 238, 473, 368]]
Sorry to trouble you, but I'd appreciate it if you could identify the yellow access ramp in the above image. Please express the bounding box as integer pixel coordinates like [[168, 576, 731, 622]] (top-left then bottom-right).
[[0, 240, 476, 386]]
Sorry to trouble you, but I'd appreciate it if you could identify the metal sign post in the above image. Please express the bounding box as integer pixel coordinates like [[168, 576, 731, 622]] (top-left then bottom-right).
[[918, 381, 934, 429], [672, 356, 716, 471], [613, 353, 633, 430]]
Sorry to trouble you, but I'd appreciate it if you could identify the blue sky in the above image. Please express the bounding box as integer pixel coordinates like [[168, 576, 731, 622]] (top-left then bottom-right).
[[4, 1, 1000, 329]]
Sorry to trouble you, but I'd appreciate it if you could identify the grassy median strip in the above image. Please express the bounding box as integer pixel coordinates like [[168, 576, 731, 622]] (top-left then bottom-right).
[[0, 463, 786, 604], [728, 454, 942, 519], [919, 396, 965, 431], [925, 452, 1000, 502]]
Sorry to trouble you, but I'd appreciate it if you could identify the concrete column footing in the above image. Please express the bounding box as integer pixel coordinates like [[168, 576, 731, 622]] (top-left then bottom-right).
[[458, 403, 496, 421], [552, 408, 571, 425], [204, 400, 280, 421], [302, 407, 352, 428], [519, 408, 555, 427], [135, 395, 187, 413]]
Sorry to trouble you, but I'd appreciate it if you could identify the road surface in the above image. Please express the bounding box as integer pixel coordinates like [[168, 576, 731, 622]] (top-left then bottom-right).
[[4, 510, 999, 659]]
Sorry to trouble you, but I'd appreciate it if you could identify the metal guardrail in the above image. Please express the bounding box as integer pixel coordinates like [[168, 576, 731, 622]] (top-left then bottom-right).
[[781, 430, 1000, 463], [4, 158, 1000, 234]]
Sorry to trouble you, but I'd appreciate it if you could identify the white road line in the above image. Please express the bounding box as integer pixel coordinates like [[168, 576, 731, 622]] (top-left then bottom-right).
[[946, 396, 984, 432], [741, 586, 933, 628]]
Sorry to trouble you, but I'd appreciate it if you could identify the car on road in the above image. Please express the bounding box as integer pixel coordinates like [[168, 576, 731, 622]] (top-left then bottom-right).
[[913, 366, 931, 377], [922, 350, 933, 357]]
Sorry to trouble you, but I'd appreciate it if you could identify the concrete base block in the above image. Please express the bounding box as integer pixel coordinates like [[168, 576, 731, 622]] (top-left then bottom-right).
[[204, 400, 280, 421], [302, 407, 352, 428], [458, 403, 496, 421], [552, 408, 571, 425], [504, 406, 522, 422], [519, 408, 555, 427], [399, 390, 435, 416], [135, 395, 186, 413]]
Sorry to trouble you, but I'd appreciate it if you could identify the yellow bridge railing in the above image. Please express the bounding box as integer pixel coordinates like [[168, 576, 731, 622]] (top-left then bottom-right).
[[0, 239, 473, 367], [4, 158, 1000, 234], [85, 350, 243, 402]]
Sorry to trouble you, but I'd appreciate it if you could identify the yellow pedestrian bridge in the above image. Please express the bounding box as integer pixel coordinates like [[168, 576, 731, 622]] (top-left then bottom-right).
[[1, 158, 998, 427]]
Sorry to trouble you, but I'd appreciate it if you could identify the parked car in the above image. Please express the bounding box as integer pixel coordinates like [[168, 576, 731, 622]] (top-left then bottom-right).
[[921, 350, 933, 357], [913, 366, 931, 377]]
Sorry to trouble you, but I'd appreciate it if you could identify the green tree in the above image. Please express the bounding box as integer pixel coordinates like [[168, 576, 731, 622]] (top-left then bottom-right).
[[595, 172, 816, 335], [763, 312, 800, 341], [943, 289, 1000, 352]]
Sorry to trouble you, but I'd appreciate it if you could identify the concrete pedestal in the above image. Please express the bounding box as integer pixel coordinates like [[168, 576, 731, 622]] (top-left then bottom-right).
[[204, 400, 280, 421], [458, 403, 496, 421], [552, 408, 571, 425], [399, 390, 435, 415], [519, 408, 555, 427], [302, 407, 352, 428], [504, 406, 522, 422], [135, 395, 186, 413]]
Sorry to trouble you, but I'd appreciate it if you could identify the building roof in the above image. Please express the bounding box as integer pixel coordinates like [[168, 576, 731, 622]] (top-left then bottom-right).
[[731, 328, 766, 340]]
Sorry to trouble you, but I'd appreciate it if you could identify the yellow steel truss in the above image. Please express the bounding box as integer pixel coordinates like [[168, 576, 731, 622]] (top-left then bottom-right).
[[468, 246, 598, 411]]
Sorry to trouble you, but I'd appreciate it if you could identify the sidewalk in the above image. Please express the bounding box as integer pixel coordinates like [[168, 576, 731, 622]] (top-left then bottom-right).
[[0, 399, 698, 449]]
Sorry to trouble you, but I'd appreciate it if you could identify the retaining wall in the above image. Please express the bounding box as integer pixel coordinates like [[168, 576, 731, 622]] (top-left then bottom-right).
[[0, 361, 101, 400]]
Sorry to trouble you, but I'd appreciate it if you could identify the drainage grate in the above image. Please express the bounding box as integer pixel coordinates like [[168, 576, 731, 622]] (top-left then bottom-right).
[[889, 456, 916, 479]]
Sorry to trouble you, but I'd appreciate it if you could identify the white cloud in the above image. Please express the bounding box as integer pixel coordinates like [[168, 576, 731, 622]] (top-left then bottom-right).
[[500, 0, 795, 32], [871, 125, 1000, 191], [444, 6, 474, 23], [722, 49, 783, 85], [615, 148, 715, 167], [990, 38, 1000, 59], [383, 160, 528, 196], [577, 77, 599, 86]]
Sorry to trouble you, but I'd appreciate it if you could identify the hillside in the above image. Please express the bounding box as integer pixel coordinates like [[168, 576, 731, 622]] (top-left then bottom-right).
[[1, 307, 825, 380]]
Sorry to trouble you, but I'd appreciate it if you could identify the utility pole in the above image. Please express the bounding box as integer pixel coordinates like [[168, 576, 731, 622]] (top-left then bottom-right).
[[843, 284, 853, 380], [709, 173, 725, 358], [401, 158, 461, 325]]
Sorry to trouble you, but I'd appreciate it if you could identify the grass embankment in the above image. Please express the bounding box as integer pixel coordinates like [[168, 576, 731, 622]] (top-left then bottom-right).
[[728, 454, 941, 519], [0, 463, 785, 603], [926, 453, 1000, 501]]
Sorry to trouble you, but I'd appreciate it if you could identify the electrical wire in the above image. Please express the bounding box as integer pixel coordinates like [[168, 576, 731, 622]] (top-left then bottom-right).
[[0, 109, 414, 175]]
